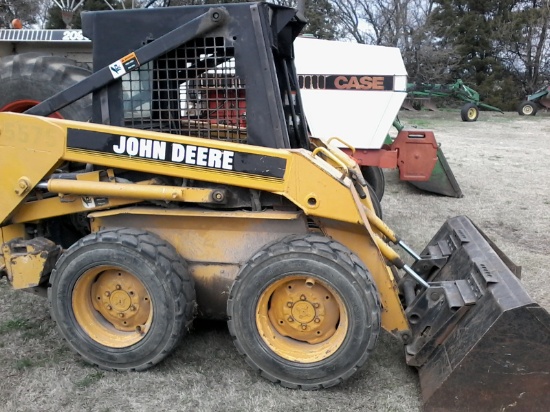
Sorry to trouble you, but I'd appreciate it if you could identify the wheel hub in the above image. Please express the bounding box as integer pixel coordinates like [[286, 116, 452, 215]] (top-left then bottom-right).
[[291, 300, 315, 323], [267, 277, 340, 344], [91, 269, 151, 332], [110, 290, 132, 312], [73, 266, 153, 347]]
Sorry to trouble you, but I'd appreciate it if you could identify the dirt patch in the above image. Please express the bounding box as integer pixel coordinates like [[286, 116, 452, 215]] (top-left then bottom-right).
[[0, 109, 549, 412]]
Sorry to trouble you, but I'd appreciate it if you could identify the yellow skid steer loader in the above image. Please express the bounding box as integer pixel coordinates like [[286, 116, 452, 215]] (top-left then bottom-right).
[[0, 4, 548, 411]]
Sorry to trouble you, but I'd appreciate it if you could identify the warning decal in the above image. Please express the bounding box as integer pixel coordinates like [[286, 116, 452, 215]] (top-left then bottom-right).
[[109, 52, 140, 79]]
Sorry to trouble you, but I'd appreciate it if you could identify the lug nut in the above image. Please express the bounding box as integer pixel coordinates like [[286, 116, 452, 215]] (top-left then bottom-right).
[[300, 295, 306, 301], [118, 313, 124, 318], [104, 291, 110, 297], [314, 318, 320, 323], [288, 317, 294, 322], [130, 306, 136, 311], [287, 302, 293, 308], [301, 324, 307, 330], [116, 285, 121, 290], [106, 305, 112, 310], [313, 303, 319, 308]]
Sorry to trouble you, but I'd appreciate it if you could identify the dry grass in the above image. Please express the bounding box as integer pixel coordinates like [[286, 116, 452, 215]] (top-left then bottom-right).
[[0, 110, 549, 412]]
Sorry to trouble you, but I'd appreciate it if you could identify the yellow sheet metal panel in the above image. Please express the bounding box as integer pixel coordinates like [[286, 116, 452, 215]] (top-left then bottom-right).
[[0, 113, 65, 224], [191, 264, 240, 319], [0, 224, 25, 243], [91, 208, 308, 265]]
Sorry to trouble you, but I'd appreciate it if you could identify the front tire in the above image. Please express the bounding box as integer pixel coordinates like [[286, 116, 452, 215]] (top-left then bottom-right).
[[49, 228, 196, 371], [227, 234, 381, 389]]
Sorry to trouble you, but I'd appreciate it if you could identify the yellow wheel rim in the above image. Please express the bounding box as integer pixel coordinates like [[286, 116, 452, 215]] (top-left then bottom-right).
[[256, 275, 348, 363], [72, 266, 153, 348], [468, 108, 477, 120]]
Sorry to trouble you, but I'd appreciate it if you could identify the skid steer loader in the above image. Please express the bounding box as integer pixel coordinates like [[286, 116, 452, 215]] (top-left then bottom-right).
[[0, 3, 549, 411]]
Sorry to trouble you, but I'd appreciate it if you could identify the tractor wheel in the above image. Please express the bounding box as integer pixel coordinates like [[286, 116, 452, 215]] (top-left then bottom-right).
[[361, 166, 385, 201], [517, 101, 538, 116], [49, 228, 195, 371], [227, 234, 381, 389], [460, 103, 479, 122], [367, 183, 383, 219], [0, 53, 91, 119]]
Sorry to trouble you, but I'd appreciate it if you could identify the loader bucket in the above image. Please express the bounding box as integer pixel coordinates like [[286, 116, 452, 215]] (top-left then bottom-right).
[[409, 147, 463, 198], [405, 216, 550, 411]]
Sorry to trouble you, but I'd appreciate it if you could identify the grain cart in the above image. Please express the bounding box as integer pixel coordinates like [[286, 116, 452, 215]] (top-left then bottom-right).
[[0, 3, 549, 412]]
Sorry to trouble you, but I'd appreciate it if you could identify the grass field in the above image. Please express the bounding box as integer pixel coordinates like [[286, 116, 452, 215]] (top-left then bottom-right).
[[0, 110, 549, 412]]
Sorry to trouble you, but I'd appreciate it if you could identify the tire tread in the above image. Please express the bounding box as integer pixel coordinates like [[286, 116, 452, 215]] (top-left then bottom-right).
[[49, 228, 195, 371], [227, 234, 381, 390]]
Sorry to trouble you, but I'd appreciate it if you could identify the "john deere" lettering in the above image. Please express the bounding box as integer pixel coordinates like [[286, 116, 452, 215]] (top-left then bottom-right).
[[112, 135, 234, 170]]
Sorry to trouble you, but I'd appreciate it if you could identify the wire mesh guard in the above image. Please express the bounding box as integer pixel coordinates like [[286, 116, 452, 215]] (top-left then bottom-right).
[[122, 37, 247, 143]]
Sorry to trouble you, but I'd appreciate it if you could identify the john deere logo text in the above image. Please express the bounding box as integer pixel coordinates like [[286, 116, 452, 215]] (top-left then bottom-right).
[[113, 135, 234, 170], [299, 74, 394, 91]]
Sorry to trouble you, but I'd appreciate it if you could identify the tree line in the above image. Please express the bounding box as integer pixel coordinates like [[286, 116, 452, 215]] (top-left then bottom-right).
[[2, 0, 549, 110]]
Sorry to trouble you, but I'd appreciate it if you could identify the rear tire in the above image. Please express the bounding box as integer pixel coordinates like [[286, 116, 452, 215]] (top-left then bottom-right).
[[366, 183, 383, 219], [0, 53, 91, 119], [227, 234, 381, 389], [361, 166, 385, 201], [49, 228, 196, 371], [517, 100, 538, 116], [460, 103, 479, 122]]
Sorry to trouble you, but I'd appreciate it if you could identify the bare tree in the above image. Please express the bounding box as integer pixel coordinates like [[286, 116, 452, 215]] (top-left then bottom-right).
[[331, 0, 455, 82], [332, 0, 432, 46], [0, 0, 42, 27], [495, 0, 550, 93]]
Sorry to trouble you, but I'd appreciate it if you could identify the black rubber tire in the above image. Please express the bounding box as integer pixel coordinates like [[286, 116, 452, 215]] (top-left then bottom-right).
[[0, 53, 91, 119], [360, 166, 385, 201], [517, 100, 538, 116], [49, 228, 196, 371], [366, 183, 383, 219], [460, 103, 479, 122], [227, 234, 381, 390]]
